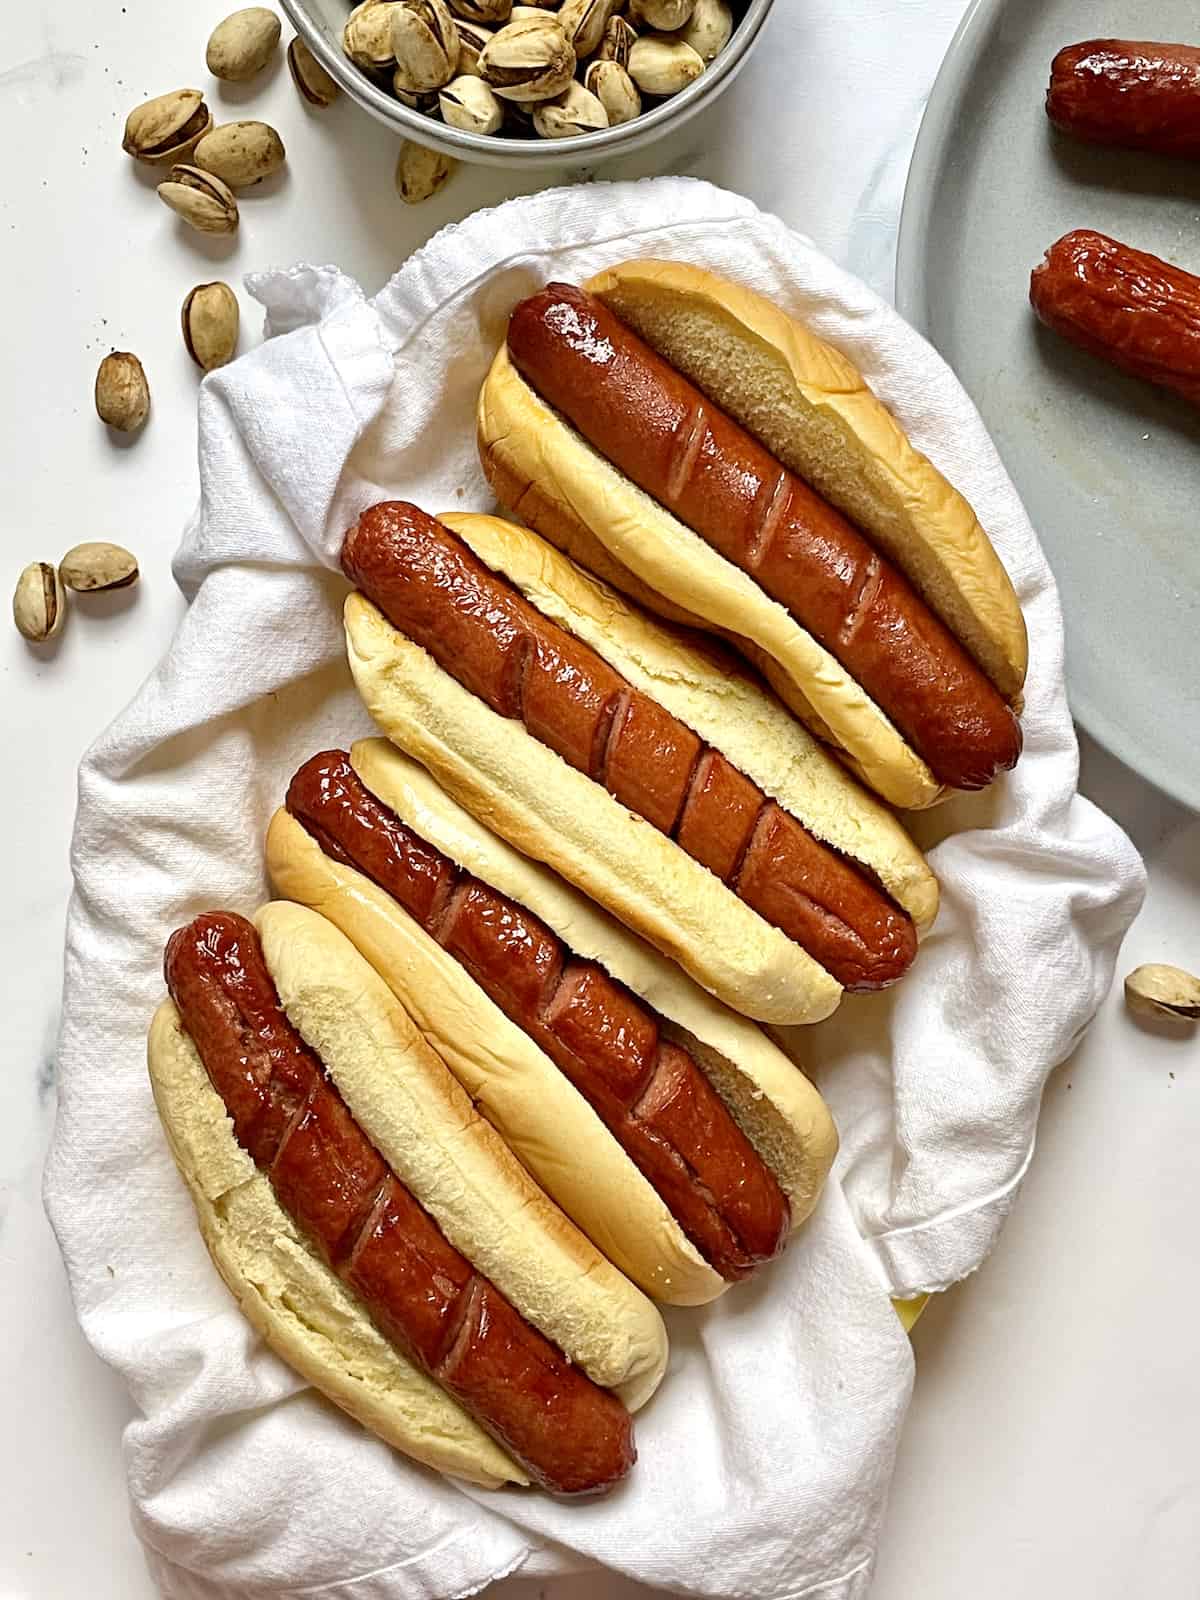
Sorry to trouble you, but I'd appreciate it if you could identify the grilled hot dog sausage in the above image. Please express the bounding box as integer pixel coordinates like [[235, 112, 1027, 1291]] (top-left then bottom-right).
[[1031, 231, 1200, 407], [504, 285, 1022, 792], [341, 502, 918, 991], [164, 911, 635, 1495], [287, 751, 791, 1281], [1047, 40, 1200, 157]]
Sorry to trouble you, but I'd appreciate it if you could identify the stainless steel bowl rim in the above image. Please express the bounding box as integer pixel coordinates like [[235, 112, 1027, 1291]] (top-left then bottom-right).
[[280, 0, 773, 166]]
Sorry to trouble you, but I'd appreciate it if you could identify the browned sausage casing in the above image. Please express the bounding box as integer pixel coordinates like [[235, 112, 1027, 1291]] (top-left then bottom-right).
[[1030, 231, 1200, 407], [341, 502, 918, 991], [1047, 40, 1200, 157], [287, 750, 791, 1281], [164, 910, 635, 1496], [504, 286, 1022, 792]]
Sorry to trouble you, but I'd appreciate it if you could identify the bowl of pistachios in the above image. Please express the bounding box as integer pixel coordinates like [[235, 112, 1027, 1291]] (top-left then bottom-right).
[[279, 0, 773, 167]]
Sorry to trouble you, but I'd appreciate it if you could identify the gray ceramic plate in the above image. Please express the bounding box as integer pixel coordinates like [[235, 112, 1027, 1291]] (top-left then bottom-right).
[[897, 0, 1200, 811]]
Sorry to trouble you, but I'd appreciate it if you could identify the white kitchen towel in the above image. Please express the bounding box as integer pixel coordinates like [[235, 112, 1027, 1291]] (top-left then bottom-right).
[[45, 178, 1145, 1600]]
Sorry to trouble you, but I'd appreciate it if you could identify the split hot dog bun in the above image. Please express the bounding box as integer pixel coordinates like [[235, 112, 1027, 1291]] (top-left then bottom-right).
[[148, 902, 667, 1493], [478, 260, 1028, 810], [267, 739, 840, 1306], [341, 508, 938, 1026]]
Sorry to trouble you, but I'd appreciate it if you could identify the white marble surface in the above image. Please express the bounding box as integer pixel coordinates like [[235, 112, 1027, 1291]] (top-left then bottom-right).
[[2, 2, 1197, 1596]]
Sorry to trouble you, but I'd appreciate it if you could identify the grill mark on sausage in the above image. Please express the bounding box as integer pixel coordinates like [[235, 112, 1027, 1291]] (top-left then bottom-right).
[[746, 468, 792, 570], [343, 1174, 398, 1275], [593, 687, 629, 785], [840, 555, 882, 649], [666, 400, 709, 503]]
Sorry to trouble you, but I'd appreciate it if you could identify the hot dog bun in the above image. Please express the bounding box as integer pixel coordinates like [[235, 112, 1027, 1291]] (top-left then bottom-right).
[[267, 739, 840, 1305], [148, 903, 668, 1486], [342, 512, 936, 1024], [477, 260, 1027, 809]]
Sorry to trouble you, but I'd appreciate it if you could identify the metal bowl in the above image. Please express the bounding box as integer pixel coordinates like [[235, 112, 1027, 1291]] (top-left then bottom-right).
[[279, 0, 775, 168]]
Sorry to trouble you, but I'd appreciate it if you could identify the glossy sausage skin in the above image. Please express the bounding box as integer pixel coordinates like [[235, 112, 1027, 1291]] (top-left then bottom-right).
[[163, 911, 635, 1495], [1047, 40, 1200, 157], [1031, 231, 1200, 407], [504, 286, 1022, 792], [287, 751, 791, 1280], [341, 502, 917, 991]]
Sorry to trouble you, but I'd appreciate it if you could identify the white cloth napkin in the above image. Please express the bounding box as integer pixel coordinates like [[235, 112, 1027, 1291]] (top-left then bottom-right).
[[44, 177, 1145, 1600]]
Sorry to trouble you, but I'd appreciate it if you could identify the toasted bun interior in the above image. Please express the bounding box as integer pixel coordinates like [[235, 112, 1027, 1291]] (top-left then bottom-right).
[[585, 260, 1028, 702], [343, 590, 842, 1025], [253, 901, 668, 1410], [147, 999, 525, 1488], [440, 512, 937, 933]]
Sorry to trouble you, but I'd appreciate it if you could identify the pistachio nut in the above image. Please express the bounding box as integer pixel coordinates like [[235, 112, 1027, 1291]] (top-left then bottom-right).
[[628, 0, 694, 27], [508, 5, 558, 20], [596, 15, 637, 66], [393, 80, 442, 109], [446, 0, 511, 22], [59, 542, 139, 594], [1124, 964, 1200, 1023], [391, 0, 461, 92], [343, 1, 401, 70], [585, 58, 640, 124], [534, 78, 608, 136], [288, 36, 341, 105], [13, 563, 65, 643], [194, 121, 286, 188], [558, 0, 622, 60], [94, 353, 150, 433], [680, 0, 732, 62], [439, 73, 504, 132], [455, 20, 492, 74], [122, 89, 212, 165], [182, 282, 240, 372], [628, 32, 704, 95], [157, 165, 240, 234], [206, 8, 282, 81], [512, 0, 560, 7], [395, 139, 457, 201], [479, 17, 574, 102]]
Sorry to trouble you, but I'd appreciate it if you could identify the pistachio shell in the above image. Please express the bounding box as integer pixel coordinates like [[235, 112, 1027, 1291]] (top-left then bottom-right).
[[439, 72, 504, 131], [94, 353, 150, 432], [455, 20, 492, 74], [596, 15, 636, 67], [182, 283, 241, 372], [13, 563, 65, 642], [534, 78, 608, 136], [557, 0, 622, 59], [446, 0, 511, 21], [157, 165, 240, 234], [206, 8, 282, 81], [1125, 965, 1200, 1022], [585, 58, 640, 124], [680, 0, 732, 62], [391, 0, 461, 92], [628, 0, 694, 27], [122, 89, 212, 164], [288, 36, 342, 105], [395, 140, 457, 201], [628, 33, 704, 95], [193, 121, 286, 188], [344, 1, 402, 69], [479, 16, 574, 102], [59, 543, 139, 594]]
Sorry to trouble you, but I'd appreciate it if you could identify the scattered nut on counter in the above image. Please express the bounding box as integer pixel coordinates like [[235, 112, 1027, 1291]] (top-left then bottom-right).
[[13, 563, 65, 644], [157, 164, 241, 234], [193, 120, 287, 188], [288, 36, 341, 106], [395, 138, 458, 201], [182, 282, 241, 372], [1125, 964, 1200, 1024], [206, 8, 282, 82], [122, 89, 213, 165], [59, 543, 140, 594], [95, 352, 150, 434], [340, 0, 733, 149]]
